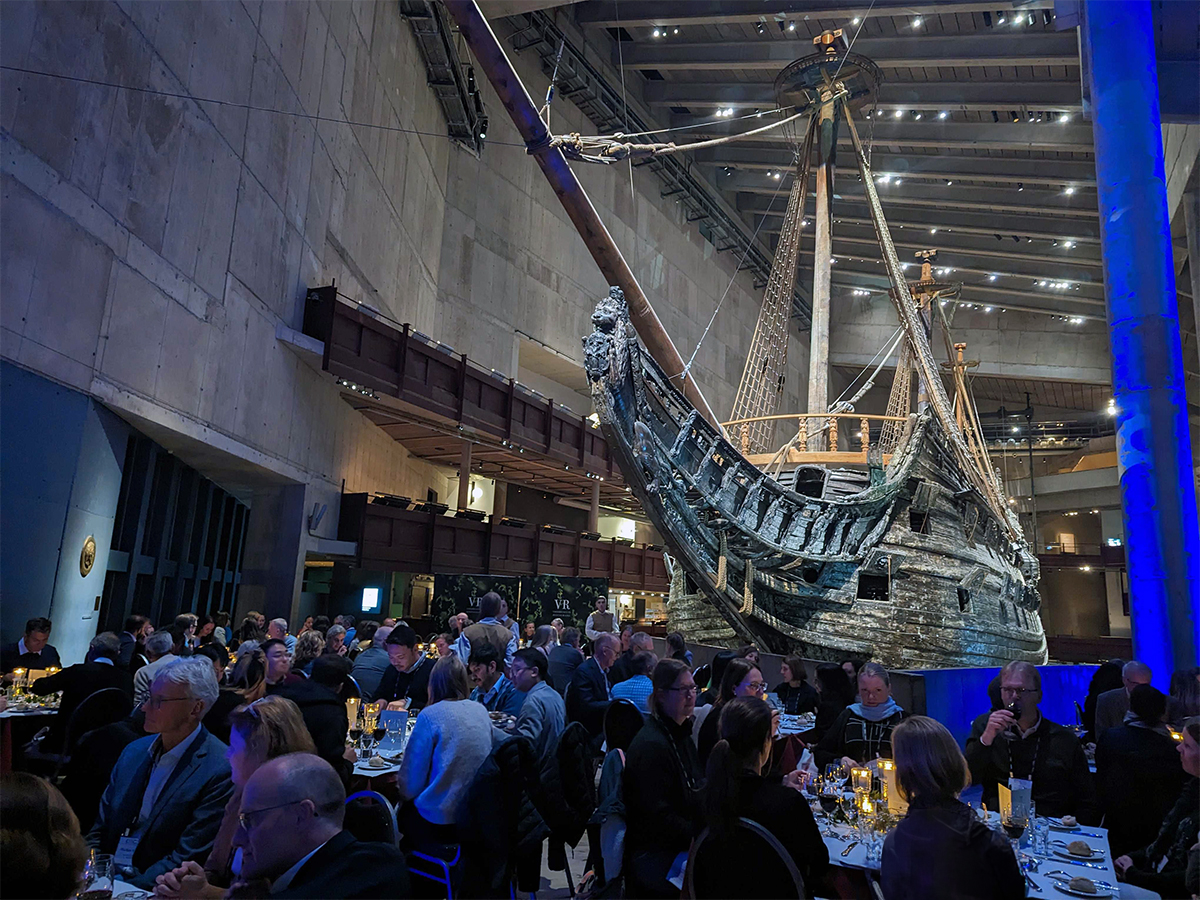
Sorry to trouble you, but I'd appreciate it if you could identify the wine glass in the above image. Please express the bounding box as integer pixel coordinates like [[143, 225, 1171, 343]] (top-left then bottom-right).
[[818, 782, 839, 817], [80, 851, 114, 900], [1002, 814, 1028, 858]]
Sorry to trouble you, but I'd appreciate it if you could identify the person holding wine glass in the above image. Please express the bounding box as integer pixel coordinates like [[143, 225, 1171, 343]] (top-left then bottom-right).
[[881, 716, 1024, 900]]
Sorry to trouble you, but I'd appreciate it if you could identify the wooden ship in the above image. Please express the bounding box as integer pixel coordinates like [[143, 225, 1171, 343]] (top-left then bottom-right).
[[447, 5, 1047, 667]]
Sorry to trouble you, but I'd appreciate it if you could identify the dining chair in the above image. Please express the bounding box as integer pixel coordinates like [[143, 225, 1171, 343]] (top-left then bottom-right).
[[344, 790, 399, 846], [685, 819, 806, 899], [47, 687, 134, 781]]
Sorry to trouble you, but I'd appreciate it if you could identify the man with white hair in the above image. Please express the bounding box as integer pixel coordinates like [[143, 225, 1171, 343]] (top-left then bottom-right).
[[1093, 660, 1153, 737], [267, 617, 297, 654], [133, 630, 178, 706], [88, 658, 233, 888]]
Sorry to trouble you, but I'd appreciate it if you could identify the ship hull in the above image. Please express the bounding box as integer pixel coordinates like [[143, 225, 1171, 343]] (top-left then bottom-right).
[[585, 290, 1047, 669]]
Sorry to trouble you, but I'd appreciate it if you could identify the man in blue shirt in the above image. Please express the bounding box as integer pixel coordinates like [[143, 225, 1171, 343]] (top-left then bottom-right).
[[611, 650, 656, 713], [467, 644, 525, 717], [453, 592, 518, 667]]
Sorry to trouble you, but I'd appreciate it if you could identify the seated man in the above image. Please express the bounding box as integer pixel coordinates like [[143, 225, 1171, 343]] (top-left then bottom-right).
[[376, 624, 437, 711], [548, 627, 584, 696], [87, 658, 233, 888], [2, 616, 61, 673], [611, 650, 656, 714], [1093, 660, 1152, 738], [262, 638, 303, 693], [965, 660, 1099, 823], [232, 753, 410, 898], [119, 616, 153, 668], [467, 644, 525, 717], [133, 631, 179, 706], [266, 618, 297, 654], [351, 625, 393, 701], [509, 648, 566, 764], [31, 632, 133, 751], [566, 633, 619, 746]]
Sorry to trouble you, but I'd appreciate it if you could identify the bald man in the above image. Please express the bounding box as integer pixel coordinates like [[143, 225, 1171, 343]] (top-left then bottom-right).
[[231, 754, 409, 898], [1093, 661, 1153, 738]]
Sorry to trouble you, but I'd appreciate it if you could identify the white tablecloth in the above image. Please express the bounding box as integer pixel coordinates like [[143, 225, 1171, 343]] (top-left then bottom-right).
[[818, 808, 1120, 898]]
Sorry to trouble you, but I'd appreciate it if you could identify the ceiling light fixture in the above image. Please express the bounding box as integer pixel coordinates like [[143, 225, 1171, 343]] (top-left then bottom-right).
[[673, 26, 679, 34], [930, 227, 938, 234], [894, 109, 903, 118], [1060, 113, 1072, 123], [1017, 182, 1024, 191], [946, 179, 953, 186], [988, 274, 997, 281], [996, 11, 1007, 24], [1064, 186, 1075, 195], [652, 28, 661, 37], [938, 110, 948, 119], [912, 16, 922, 27], [983, 11, 993, 26], [852, 16, 861, 25], [1063, 240, 1074, 248], [788, 20, 796, 31], [756, 21, 766, 34], [992, 110, 1000, 122]]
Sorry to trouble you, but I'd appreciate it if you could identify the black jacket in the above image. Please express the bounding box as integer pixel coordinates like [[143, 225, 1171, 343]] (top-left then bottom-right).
[[881, 798, 1024, 900], [271, 829, 410, 899], [1125, 777, 1200, 899], [30, 660, 133, 751], [548, 644, 584, 696], [277, 680, 351, 784], [203, 689, 250, 744], [773, 681, 819, 716], [565, 657, 611, 739], [624, 715, 704, 858], [118, 632, 138, 668], [1095, 723, 1189, 855], [727, 772, 829, 889], [609, 649, 637, 685], [374, 656, 435, 710], [814, 706, 905, 768], [964, 713, 1100, 824], [813, 697, 848, 742], [1, 641, 61, 673]]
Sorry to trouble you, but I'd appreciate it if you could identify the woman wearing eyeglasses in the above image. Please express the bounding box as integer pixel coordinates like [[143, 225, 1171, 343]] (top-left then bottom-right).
[[814, 661, 906, 770], [623, 658, 705, 899], [697, 658, 771, 768], [150, 696, 316, 899]]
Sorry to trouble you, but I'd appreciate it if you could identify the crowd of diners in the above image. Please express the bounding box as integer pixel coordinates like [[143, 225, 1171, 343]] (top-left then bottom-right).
[[2, 606, 1198, 900]]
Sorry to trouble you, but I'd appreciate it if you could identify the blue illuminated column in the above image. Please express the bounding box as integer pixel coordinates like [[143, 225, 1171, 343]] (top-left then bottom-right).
[[1084, 1, 1200, 679]]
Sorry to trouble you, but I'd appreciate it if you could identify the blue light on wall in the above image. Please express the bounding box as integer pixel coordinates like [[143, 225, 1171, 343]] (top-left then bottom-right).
[[1083, 0, 1200, 680]]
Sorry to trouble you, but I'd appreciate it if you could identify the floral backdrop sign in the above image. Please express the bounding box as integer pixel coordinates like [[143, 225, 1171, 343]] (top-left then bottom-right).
[[431, 574, 608, 632]]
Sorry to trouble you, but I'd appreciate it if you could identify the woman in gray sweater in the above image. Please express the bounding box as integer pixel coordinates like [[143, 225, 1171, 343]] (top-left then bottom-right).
[[397, 654, 495, 843]]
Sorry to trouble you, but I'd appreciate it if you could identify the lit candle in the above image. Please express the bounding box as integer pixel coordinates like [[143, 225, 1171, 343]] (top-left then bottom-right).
[[878, 758, 906, 815], [852, 766, 872, 794], [862, 798, 874, 816], [345, 697, 360, 726]]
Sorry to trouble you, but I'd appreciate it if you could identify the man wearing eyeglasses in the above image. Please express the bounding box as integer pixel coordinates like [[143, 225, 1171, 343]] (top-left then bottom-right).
[[231, 753, 409, 898], [87, 658, 233, 888], [965, 660, 1100, 823]]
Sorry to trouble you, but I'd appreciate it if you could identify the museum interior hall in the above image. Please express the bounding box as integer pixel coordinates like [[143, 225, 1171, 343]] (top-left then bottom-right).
[[0, 1, 1198, 896]]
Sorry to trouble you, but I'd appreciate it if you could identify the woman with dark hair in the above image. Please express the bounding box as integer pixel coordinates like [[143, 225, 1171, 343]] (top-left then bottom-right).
[[666, 631, 692, 665], [815, 661, 905, 768], [773, 655, 819, 716], [737, 644, 760, 666], [813, 662, 856, 741], [1083, 658, 1125, 741], [624, 658, 704, 899], [212, 611, 230, 645], [1, 773, 89, 900], [312, 615, 331, 636], [702, 697, 828, 894], [1113, 718, 1200, 899], [881, 716, 1023, 900], [196, 615, 217, 646], [697, 657, 768, 767], [203, 647, 267, 743], [234, 615, 265, 647]]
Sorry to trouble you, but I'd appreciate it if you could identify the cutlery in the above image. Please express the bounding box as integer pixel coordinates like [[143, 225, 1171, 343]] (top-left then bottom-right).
[[841, 841, 860, 857], [1025, 872, 1042, 893], [1045, 871, 1116, 890], [1053, 858, 1108, 870]]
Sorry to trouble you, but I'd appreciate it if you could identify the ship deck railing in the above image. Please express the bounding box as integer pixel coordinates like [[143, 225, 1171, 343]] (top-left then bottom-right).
[[720, 412, 910, 467]]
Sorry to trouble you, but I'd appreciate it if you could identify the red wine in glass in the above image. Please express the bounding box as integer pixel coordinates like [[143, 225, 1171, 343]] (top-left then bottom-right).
[[819, 794, 839, 815]]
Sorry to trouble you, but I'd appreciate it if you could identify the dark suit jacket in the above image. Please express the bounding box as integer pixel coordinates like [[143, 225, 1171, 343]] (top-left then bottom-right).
[[548, 644, 584, 696], [565, 657, 611, 738], [1, 641, 61, 673], [1092, 687, 1129, 738], [87, 726, 234, 888], [118, 632, 138, 668], [1095, 723, 1189, 855], [30, 660, 133, 750], [277, 680, 352, 784], [272, 829, 410, 899]]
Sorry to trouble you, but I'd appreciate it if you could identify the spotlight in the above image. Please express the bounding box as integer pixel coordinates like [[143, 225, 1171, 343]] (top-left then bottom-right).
[[894, 179, 902, 185], [477, 116, 488, 140], [894, 109, 904, 118], [938, 110, 948, 119], [1060, 113, 1072, 123], [985, 306, 994, 312], [946, 180, 953, 186], [930, 227, 938, 234], [852, 16, 861, 25], [1043, 10, 1053, 25], [787, 20, 795, 31], [1017, 182, 1024, 191], [1064, 186, 1075, 195], [992, 110, 1000, 123], [652, 28, 661, 37], [673, 27, 679, 34], [756, 21, 766, 34], [801, 218, 809, 226], [996, 11, 1006, 24], [914, 112, 922, 120], [912, 17, 922, 28], [1010, 110, 1020, 123], [983, 11, 993, 26], [988, 274, 997, 281], [1063, 240, 1074, 248], [467, 66, 477, 94]]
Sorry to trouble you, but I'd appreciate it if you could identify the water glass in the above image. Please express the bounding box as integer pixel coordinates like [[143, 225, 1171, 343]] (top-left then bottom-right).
[[81, 851, 114, 900], [1031, 816, 1050, 855]]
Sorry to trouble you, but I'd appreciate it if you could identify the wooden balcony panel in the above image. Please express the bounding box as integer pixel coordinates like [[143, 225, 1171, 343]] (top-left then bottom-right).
[[431, 518, 488, 572], [402, 343, 461, 421], [327, 313, 402, 394]]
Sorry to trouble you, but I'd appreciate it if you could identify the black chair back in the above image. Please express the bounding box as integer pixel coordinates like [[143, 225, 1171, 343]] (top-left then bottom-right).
[[685, 819, 806, 899], [53, 688, 134, 780], [344, 674, 363, 700], [344, 791, 398, 845], [693, 664, 712, 692]]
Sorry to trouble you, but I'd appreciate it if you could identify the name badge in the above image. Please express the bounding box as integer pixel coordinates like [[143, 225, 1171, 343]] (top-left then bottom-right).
[[115, 835, 138, 869]]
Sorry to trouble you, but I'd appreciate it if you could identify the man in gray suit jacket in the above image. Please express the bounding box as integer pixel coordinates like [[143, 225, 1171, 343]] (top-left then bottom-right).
[[88, 658, 233, 888], [132, 631, 178, 706], [1093, 660, 1152, 738]]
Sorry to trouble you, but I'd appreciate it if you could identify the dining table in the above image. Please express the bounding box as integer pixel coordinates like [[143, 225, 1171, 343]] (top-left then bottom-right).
[[816, 801, 1122, 899], [0, 702, 58, 775]]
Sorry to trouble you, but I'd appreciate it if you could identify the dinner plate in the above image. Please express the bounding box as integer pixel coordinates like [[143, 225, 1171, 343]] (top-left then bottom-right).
[[1049, 822, 1081, 832], [1053, 847, 1103, 862], [1051, 882, 1113, 898]]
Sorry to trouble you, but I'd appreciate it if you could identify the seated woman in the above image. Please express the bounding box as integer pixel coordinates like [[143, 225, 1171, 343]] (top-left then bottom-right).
[[624, 658, 704, 899], [290, 630, 325, 677], [772, 655, 819, 716], [396, 654, 494, 844], [697, 658, 768, 767], [700, 697, 828, 896], [202, 647, 266, 743], [881, 716, 1023, 900], [1113, 717, 1200, 899], [812, 663, 856, 742], [151, 696, 316, 899], [1, 773, 88, 900], [815, 661, 905, 768]]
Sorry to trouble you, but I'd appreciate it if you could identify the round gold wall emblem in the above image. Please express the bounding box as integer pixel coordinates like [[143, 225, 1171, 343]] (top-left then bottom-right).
[[80, 535, 97, 577]]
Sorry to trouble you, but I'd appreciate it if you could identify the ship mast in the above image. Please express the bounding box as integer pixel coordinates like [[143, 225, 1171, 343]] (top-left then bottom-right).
[[440, 0, 721, 430]]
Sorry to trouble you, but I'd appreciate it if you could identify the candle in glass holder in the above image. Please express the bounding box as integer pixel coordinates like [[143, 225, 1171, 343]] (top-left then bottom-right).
[[11, 668, 26, 696], [878, 759, 906, 815], [345, 697, 361, 728], [852, 766, 872, 795], [862, 797, 874, 816]]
